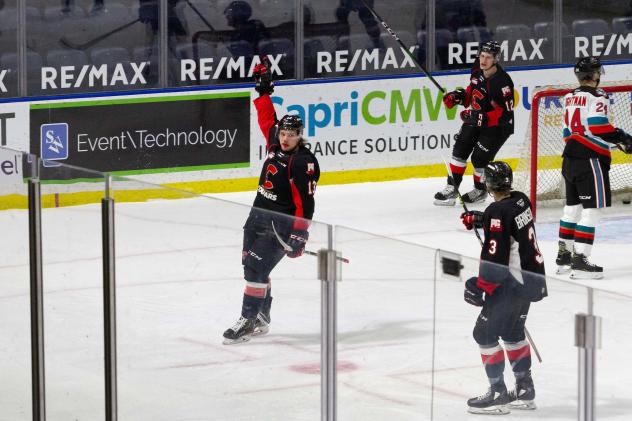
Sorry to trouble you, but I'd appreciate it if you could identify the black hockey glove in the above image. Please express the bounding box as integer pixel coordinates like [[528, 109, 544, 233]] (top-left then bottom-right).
[[464, 277, 484, 307], [616, 129, 632, 154], [460, 211, 484, 230], [460, 109, 487, 127], [286, 230, 309, 258], [253, 57, 274, 96], [442, 88, 466, 109]]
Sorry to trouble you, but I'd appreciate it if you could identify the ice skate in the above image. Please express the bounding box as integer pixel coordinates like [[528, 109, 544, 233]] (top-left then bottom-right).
[[462, 187, 487, 204], [507, 376, 537, 410], [570, 253, 603, 279], [555, 241, 572, 274], [434, 184, 456, 206], [467, 383, 510, 415], [223, 316, 256, 345], [252, 312, 270, 336]]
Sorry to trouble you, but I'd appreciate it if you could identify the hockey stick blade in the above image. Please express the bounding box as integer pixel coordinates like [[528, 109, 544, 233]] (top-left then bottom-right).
[[271, 221, 350, 263], [59, 18, 140, 50]]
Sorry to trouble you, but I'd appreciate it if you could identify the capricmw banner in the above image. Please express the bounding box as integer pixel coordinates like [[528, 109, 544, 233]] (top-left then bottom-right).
[[29, 92, 251, 178]]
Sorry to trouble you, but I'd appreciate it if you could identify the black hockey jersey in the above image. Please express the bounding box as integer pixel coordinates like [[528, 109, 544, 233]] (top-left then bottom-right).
[[477, 191, 547, 301], [252, 94, 320, 230], [465, 62, 515, 135]]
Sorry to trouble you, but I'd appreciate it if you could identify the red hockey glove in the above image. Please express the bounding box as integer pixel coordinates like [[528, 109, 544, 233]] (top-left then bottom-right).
[[460, 211, 484, 230], [253, 57, 274, 96], [286, 230, 309, 258], [460, 109, 487, 127], [464, 277, 484, 306], [442, 88, 466, 109]]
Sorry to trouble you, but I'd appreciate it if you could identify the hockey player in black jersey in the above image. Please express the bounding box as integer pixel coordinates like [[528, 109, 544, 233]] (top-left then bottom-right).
[[223, 58, 321, 345], [460, 161, 547, 414], [436, 41, 515, 206], [555, 56, 632, 279]]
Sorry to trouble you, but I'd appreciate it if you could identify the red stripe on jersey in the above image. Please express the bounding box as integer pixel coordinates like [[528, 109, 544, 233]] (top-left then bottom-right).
[[589, 123, 616, 135], [481, 350, 505, 365], [290, 179, 308, 230], [477, 276, 500, 295], [506, 345, 530, 362], [574, 231, 595, 240], [559, 226, 575, 235], [566, 135, 611, 157], [464, 85, 473, 108], [450, 163, 466, 175]]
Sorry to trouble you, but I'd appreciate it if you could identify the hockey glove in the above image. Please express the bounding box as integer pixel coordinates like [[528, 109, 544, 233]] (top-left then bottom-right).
[[253, 57, 274, 96], [616, 129, 632, 154], [464, 277, 484, 307], [460, 211, 484, 230], [460, 109, 487, 127], [442, 88, 466, 109], [286, 230, 309, 258]]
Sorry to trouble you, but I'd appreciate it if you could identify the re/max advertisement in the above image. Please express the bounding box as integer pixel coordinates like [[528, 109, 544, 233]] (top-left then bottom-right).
[[29, 92, 250, 180]]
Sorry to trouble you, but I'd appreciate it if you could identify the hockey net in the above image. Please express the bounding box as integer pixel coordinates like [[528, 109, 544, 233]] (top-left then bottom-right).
[[514, 83, 632, 216]]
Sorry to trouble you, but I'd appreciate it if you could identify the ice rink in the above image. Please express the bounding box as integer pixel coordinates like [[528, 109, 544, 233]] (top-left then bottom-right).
[[1, 176, 631, 420]]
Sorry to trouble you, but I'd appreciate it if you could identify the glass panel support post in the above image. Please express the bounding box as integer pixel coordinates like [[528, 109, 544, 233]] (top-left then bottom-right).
[[575, 289, 601, 421]]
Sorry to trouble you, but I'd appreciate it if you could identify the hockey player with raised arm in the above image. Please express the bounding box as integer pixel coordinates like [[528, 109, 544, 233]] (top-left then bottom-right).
[[223, 58, 320, 345], [460, 161, 547, 415], [436, 41, 515, 206], [555, 56, 632, 279]]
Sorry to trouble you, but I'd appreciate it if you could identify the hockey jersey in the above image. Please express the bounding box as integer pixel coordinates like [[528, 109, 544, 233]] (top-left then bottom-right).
[[477, 191, 547, 302], [562, 86, 626, 164], [464, 61, 515, 135], [252, 94, 320, 231]]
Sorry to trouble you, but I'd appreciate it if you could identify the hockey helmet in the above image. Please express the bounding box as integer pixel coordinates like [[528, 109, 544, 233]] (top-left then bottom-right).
[[479, 40, 501, 59], [278, 114, 303, 136], [224, 1, 252, 24], [574, 56, 604, 82], [484, 161, 513, 192]]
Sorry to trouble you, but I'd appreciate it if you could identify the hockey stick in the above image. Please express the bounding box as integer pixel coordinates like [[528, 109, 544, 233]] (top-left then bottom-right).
[[357, 0, 445, 93], [185, 0, 216, 32], [440, 155, 484, 246], [271, 221, 350, 264], [441, 155, 543, 362], [59, 18, 140, 50]]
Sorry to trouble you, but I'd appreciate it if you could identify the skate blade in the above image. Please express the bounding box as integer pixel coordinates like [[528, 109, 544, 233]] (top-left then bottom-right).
[[508, 399, 536, 410], [434, 199, 456, 206], [556, 265, 571, 275], [570, 270, 604, 280], [467, 405, 510, 415], [222, 335, 252, 345], [252, 325, 269, 336]]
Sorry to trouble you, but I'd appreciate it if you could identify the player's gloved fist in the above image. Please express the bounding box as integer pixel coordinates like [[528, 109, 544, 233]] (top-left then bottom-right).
[[464, 277, 484, 307], [442, 88, 466, 109], [286, 230, 309, 258], [253, 57, 274, 96], [617, 129, 632, 154], [460, 210, 484, 230], [460, 109, 487, 127]]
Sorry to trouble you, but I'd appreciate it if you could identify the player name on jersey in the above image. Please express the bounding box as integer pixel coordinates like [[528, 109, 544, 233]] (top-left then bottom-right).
[[565, 96, 587, 107]]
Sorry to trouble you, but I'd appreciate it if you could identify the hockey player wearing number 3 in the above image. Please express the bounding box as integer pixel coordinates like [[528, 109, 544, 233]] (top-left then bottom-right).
[[436, 41, 515, 206], [223, 58, 321, 345], [555, 56, 632, 279], [460, 162, 547, 414]]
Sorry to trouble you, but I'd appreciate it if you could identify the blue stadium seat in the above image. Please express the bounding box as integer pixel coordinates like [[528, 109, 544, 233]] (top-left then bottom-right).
[[533, 21, 570, 39], [337, 33, 376, 51], [174, 42, 215, 60], [495, 24, 532, 41], [90, 47, 131, 67], [379, 31, 415, 49], [612, 17, 632, 34], [456, 26, 492, 44], [258, 38, 294, 58], [47, 49, 90, 69], [572, 19, 610, 37]]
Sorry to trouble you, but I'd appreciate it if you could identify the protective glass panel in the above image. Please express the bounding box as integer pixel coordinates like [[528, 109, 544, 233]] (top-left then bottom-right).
[[27, 0, 159, 96], [437, 0, 555, 70], [172, 0, 296, 87], [563, 0, 632, 64], [0, 0, 18, 98], [334, 225, 434, 420], [0, 147, 30, 420], [38, 159, 109, 418], [304, 0, 428, 79], [593, 288, 632, 417], [432, 253, 586, 419], [112, 177, 326, 420]]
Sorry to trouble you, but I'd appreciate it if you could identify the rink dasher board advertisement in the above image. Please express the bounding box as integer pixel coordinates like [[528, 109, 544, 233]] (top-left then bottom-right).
[[2, 62, 632, 204]]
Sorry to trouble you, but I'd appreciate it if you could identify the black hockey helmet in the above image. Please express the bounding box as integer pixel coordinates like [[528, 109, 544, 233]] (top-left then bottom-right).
[[278, 114, 303, 136], [574, 56, 604, 82], [224, 1, 252, 24], [479, 40, 501, 59], [484, 161, 513, 192]]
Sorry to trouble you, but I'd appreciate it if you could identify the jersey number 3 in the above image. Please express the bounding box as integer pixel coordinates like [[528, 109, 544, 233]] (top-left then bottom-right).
[[263, 164, 278, 189]]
